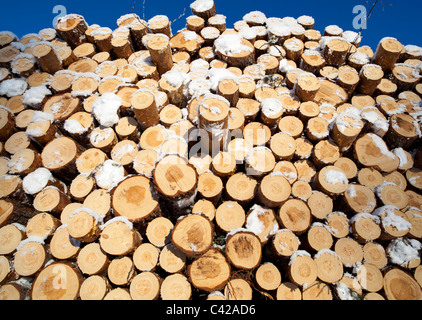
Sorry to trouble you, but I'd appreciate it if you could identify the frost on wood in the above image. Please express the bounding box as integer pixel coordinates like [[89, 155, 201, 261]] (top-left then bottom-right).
[[0, 0, 422, 301]]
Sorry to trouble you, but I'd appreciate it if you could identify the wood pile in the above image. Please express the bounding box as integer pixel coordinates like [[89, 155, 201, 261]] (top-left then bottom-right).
[[1, 0, 422, 300]]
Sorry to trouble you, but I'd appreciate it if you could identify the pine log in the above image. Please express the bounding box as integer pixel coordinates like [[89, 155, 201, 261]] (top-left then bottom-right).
[[159, 243, 186, 274], [278, 199, 311, 235], [50, 226, 81, 261], [55, 14, 88, 48], [373, 38, 404, 72], [225, 230, 262, 270], [0, 224, 25, 256], [133, 243, 160, 272], [160, 273, 191, 300], [30, 262, 83, 300], [153, 154, 198, 214], [145, 217, 174, 248], [287, 251, 317, 286], [130, 272, 161, 300], [188, 248, 231, 292], [79, 275, 111, 300], [99, 218, 142, 256], [171, 214, 213, 258], [147, 34, 173, 75]]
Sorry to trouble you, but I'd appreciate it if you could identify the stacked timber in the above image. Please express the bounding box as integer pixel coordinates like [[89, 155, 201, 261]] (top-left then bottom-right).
[[0, 0, 422, 301]]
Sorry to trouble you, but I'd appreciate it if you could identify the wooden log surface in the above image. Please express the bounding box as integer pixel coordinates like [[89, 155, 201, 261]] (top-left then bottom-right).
[[0, 6, 421, 301]]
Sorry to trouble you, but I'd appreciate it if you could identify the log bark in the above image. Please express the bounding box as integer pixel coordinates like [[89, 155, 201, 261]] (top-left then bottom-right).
[[147, 34, 173, 75], [55, 14, 88, 48]]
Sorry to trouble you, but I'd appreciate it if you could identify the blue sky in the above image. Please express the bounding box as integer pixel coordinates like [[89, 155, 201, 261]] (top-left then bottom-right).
[[0, 0, 420, 50]]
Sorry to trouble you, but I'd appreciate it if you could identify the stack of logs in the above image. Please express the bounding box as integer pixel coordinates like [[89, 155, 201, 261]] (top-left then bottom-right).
[[0, 0, 422, 300]]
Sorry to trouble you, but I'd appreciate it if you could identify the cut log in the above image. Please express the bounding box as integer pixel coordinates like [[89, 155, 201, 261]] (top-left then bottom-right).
[[31, 262, 83, 300], [302, 280, 332, 300], [245, 146, 276, 178], [159, 243, 186, 274], [350, 213, 381, 243], [211, 151, 237, 179], [99, 218, 142, 256], [307, 191, 333, 220], [215, 201, 245, 234], [363, 241, 388, 269], [0, 224, 25, 255], [160, 273, 192, 300], [190, 0, 217, 20], [314, 165, 349, 196], [133, 243, 160, 272], [243, 122, 272, 146], [171, 214, 214, 258], [214, 34, 255, 68], [225, 230, 262, 270], [14, 240, 48, 277], [55, 14, 88, 48], [373, 38, 404, 72], [245, 205, 278, 244], [129, 272, 161, 300], [357, 64, 384, 96], [32, 42, 63, 74], [294, 159, 316, 184], [300, 50, 326, 74], [76, 242, 109, 276], [41, 136, 84, 181], [314, 249, 343, 284], [79, 275, 111, 300], [323, 38, 350, 67], [218, 79, 239, 107], [343, 183, 376, 214], [131, 89, 160, 131], [278, 199, 312, 235], [325, 211, 349, 239], [375, 182, 408, 210], [224, 278, 253, 300], [198, 94, 230, 151], [334, 157, 358, 180], [312, 139, 340, 168], [334, 237, 363, 268], [192, 199, 215, 221], [112, 175, 160, 224], [254, 262, 282, 292], [50, 226, 81, 260], [295, 73, 320, 102], [170, 31, 204, 55], [26, 212, 60, 240], [287, 251, 318, 286], [291, 180, 313, 201], [33, 186, 70, 216], [145, 217, 174, 248], [225, 172, 258, 206], [107, 256, 136, 286], [267, 229, 300, 259], [188, 248, 231, 292], [303, 223, 333, 252], [386, 113, 419, 149], [354, 133, 400, 173], [43, 93, 81, 122], [257, 173, 291, 208], [383, 268, 422, 300], [356, 263, 384, 293], [103, 287, 131, 300], [276, 282, 302, 300], [147, 34, 173, 75], [153, 154, 198, 213], [406, 168, 422, 191], [186, 15, 205, 33], [314, 79, 348, 107]]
